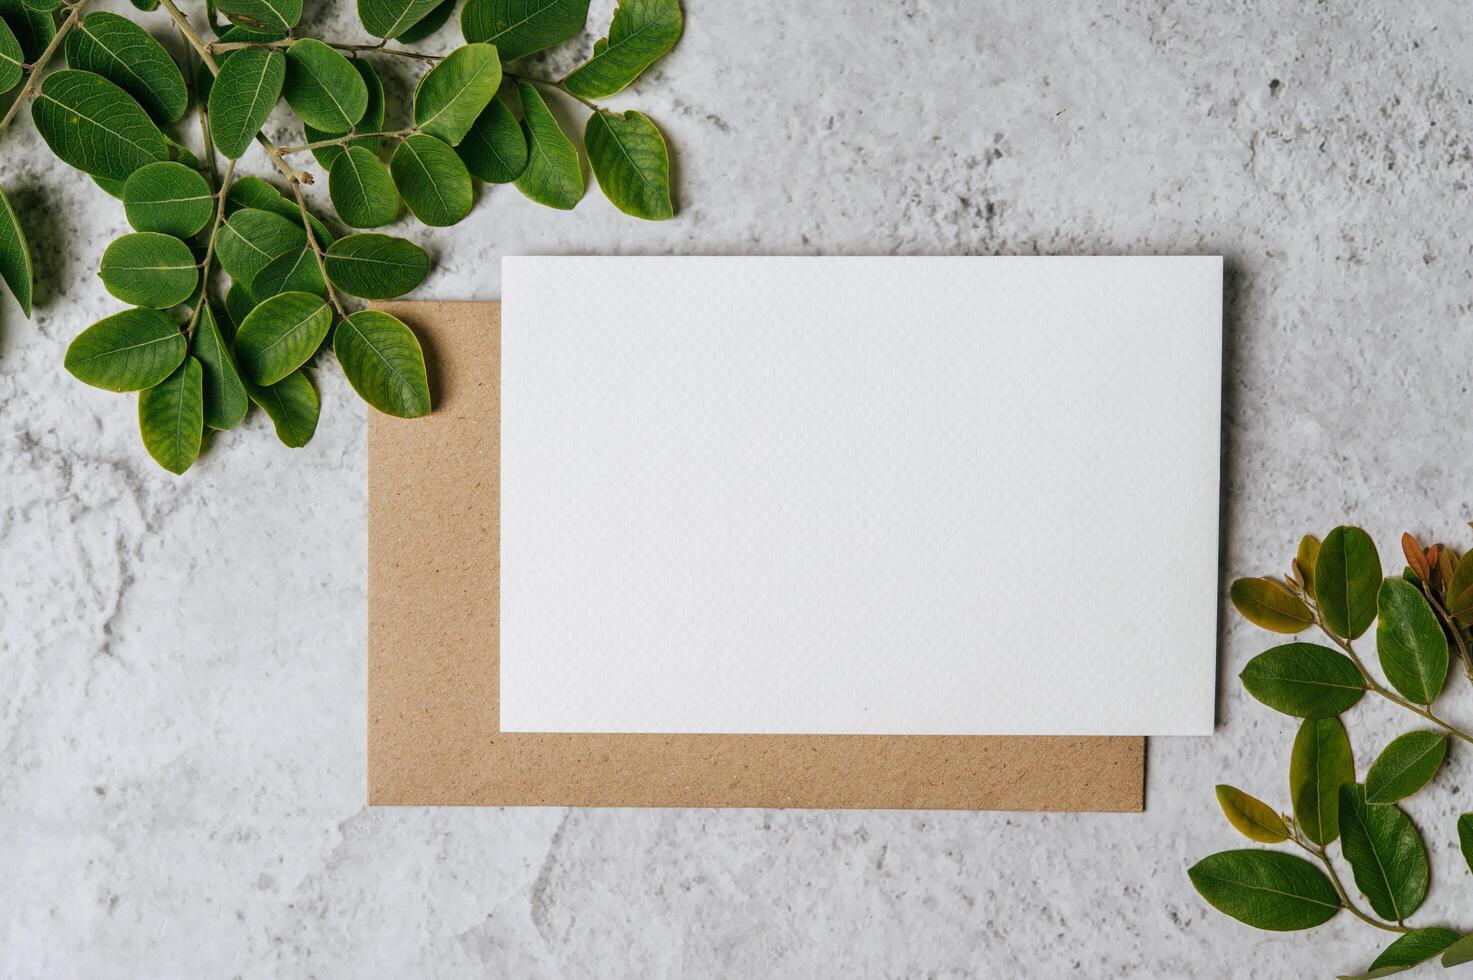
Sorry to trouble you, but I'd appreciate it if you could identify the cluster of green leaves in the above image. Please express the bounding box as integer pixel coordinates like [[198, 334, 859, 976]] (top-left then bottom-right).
[[0, 0, 683, 473], [1192, 527, 1473, 978]]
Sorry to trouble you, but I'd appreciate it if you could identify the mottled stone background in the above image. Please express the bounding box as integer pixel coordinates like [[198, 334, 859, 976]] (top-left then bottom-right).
[[3, 1, 1472, 977]]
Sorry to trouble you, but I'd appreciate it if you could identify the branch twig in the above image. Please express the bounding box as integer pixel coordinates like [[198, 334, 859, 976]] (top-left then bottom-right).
[[0, 2, 88, 141]]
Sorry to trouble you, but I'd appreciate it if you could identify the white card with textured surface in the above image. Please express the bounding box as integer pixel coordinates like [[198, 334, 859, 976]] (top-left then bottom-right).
[[499, 256, 1221, 736]]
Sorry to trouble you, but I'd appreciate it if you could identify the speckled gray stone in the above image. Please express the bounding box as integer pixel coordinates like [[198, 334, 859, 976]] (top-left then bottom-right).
[[4, 1, 1473, 977]]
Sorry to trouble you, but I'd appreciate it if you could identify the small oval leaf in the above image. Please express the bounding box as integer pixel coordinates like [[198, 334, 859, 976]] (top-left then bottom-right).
[[305, 59, 384, 170], [413, 42, 501, 146], [233, 290, 332, 385], [33, 69, 168, 180], [0, 19, 25, 95], [123, 161, 215, 237], [209, 47, 286, 159], [1230, 576, 1313, 634], [329, 146, 398, 228], [1290, 716, 1355, 846], [457, 96, 528, 183], [561, 0, 682, 100], [65, 11, 188, 123], [138, 355, 203, 474], [0, 184, 33, 316], [1364, 731, 1446, 804], [359, 0, 444, 39], [390, 133, 473, 226], [215, 207, 306, 290], [1338, 929, 1459, 979], [1338, 783, 1429, 922], [215, 0, 302, 32], [251, 244, 325, 299], [1239, 643, 1366, 719], [585, 108, 672, 220], [1188, 849, 1340, 931], [1376, 577, 1448, 705], [1215, 785, 1288, 843], [283, 38, 367, 133], [98, 232, 198, 308], [460, 0, 590, 60], [513, 81, 582, 209], [323, 233, 429, 299], [334, 310, 431, 418], [1315, 526, 1381, 640], [191, 304, 248, 430], [246, 369, 318, 447], [65, 308, 186, 391]]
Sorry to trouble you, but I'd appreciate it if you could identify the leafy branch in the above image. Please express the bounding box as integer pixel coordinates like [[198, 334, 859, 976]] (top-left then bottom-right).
[[0, 0, 684, 473], [1193, 526, 1473, 977]]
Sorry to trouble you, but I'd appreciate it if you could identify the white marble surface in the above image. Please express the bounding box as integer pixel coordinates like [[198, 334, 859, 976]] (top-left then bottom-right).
[[4, 1, 1473, 977]]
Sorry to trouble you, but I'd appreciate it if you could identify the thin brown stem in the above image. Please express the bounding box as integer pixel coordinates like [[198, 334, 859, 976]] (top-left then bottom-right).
[[209, 37, 444, 62], [286, 176, 346, 320], [504, 71, 600, 112], [1290, 834, 1410, 934], [0, 2, 87, 141], [277, 129, 415, 155], [185, 160, 236, 338], [1420, 582, 1473, 685]]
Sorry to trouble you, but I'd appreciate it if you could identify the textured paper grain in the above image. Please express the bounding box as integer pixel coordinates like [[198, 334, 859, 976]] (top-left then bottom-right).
[[500, 256, 1222, 736], [367, 300, 1143, 810]]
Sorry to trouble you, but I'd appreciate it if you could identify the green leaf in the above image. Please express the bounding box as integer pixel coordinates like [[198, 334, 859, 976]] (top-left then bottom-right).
[[359, 0, 443, 38], [1459, 813, 1473, 876], [390, 133, 473, 226], [246, 369, 318, 447], [0, 184, 32, 316], [1296, 534, 1321, 599], [1315, 526, 1381, 640], [215, 0, 301, 33], [323, 233, 429, 299], [98, 232, 198, 308], [460, 0, 590, 60], [64, 12, 188, 124], [251, 243, 325, 299], [457, 96, 528, 183], [224, 280, 254, 332], [413, 42, 501, 146], [1337, 929, 1459, 979], [1214, 785, 1288, 843], [138, 356, 203, 474], [329, 146, 398, 228], [8, 5, 55, 62], [232, 290, 331, 385], [513, 81, 582, 209], [1375, 577, 1448, 704], [190, 304, 248, 430], [0, 18, 24, 94], [562, 0, 682, 99], [396, 0, 454, 42], [225, 176, 333, 244], [1365, 731, 1446, 804], [1239, 643, 1366, 718], [1338, 783, 1429, 922], [585, 108, 672, 220], [1444, 934, 1473, 968], [65, 308, 186, 391], [122, 161, 214, 237], [334, 310, 431, 418], [1290, 716, 1355, 846], [32, 69, 167, 180], [1187, 850, 1339, 931], [1230, 577, 1314, 634], [1446, 550, 1473, 623], [304, 59, 384, 170], [283, 38, 367, 133], [215, 207, 305, 290], [208, 47, 285, 159]]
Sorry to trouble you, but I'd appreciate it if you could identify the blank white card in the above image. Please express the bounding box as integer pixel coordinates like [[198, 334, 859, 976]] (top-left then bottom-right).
[[500, 256, 1221, 736]]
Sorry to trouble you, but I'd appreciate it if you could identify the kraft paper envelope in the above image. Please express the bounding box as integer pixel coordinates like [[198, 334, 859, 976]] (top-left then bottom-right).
[[368, 300, 1145, 810]]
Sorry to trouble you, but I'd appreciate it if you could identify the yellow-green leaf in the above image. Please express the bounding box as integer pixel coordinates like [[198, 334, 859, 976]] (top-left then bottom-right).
[[1230, 577, 1313, 634], [1214, 785, 1288, 843]]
